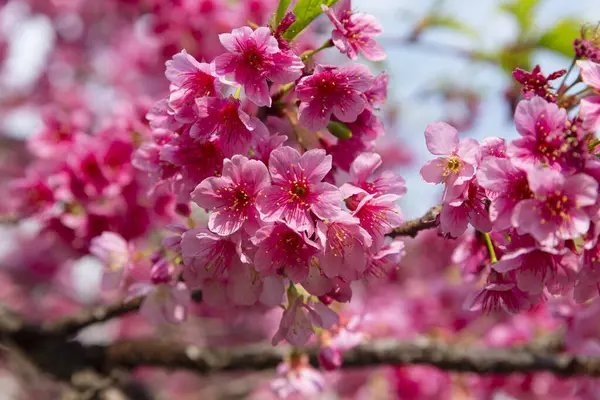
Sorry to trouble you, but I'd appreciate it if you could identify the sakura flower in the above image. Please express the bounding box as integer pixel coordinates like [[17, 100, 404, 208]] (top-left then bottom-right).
[[353, 193, 403, 251], [574, 241, 600, 303], [27, 107, 89, 159], [296, 64, 374, 131], [272, 296, 339, 345], [364, 71, 389, 108], [214, 26, 304, 107], [340, 152, 406, 199], [507, 96, 569, 170], [466, 271, 531, 314], [477, 136, 507, 162], [165, 50, 220, 122], [252, 222, 319, 282], [512, 169, 598, 247], [318, 315, 366, 370], [315, 213, 372, 280], [190, 96, 269, 157], [576, 60, 600, 131], [192, 155, 270, 236], [363, 238, 406, 281], [322, 0, 386, 61], [477, 157, 533, 230], [126, 260, 190, 325], [90, 232, 134, 291], [257, 147, 343, 235], [420, 122, 479, 202], [180, 228, 244, 285]]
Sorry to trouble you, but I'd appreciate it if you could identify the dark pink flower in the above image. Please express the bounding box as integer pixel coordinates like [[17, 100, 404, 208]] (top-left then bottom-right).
[[340, 152, 406, 198], [439, 178, 491, 238], [420, 122, 479, 202], [353, 193, 403, 251], [296, 64, 374, 131], [252, 222, 319, 282], [322, 0, 386, 61], [214, 26, 304, 107], [512, 169, 598, 247], [575, 241, 600, 303], [477, 157, 533, 230], [364, 71, 389, 108], [507, 96, 569, 170], [27, 107, 89, 159], [257, 147, 343, 235], [192, 155, 270, 236], [190, 96, 268, 157], [165, 50, 220, 122], [512, 65, 566, 103], [477, 137, 507, 162], [315, 213, 372, 280], [466, 271, 531, 314]]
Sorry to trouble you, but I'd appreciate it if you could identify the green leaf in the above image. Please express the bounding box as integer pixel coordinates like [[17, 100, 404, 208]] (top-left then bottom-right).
[[283, 0, 338, 41], [423, 15, 478, 38], [327, 121, 352, 140], [276, 0, 293, 25], [499, 0, 540, 33], [537, 18, 582, 57]]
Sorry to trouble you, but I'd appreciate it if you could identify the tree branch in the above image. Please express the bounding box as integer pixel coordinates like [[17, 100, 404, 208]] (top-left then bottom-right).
[[390, 205, 441, 238]]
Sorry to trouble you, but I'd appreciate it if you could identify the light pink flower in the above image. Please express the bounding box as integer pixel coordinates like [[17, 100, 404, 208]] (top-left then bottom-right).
[[574, 241, 600, 303], [420, 122, 479, 202], [272, 296, 338, 345], [127, 261, 191, 325], [477, 137, 507, 162], [190, 96, 269, 157], [214, 26, 304, 107], [353, 193, 403, 251], [322, 0, 386, 61], [340, 152, 406, 198], [364, 71, 389, 108], [363, 238, 406, 281], [315, 213, 372, 280], [477, 157, 532, 230], [90, 232, 134, 291], [512, 169, 598, 247], [192, 155, 270, 236], [270, 355, 325, 398], [507, 96, 569, 170], [252, 222, 320, 282], [296, 64, 374, 131], [576, 60, 600, 131], [257, 147, 343, 235]]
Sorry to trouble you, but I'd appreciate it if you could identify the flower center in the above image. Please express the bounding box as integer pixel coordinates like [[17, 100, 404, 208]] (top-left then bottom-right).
[[444, 157, 461, 176], [244, 45, 264, 70]]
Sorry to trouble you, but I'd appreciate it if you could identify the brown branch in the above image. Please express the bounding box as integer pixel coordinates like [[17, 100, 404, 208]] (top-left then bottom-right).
[[100, 337, 598, 377], [389, 205, 441, 238]]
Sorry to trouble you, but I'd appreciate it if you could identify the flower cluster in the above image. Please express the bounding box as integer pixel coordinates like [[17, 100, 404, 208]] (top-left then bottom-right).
[[421, 60, 600, 313]]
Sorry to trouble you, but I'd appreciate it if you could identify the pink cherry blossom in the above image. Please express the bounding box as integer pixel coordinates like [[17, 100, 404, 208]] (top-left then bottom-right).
[[270, 355, 325, 398], [353, 193, 404, 251], [165, 50, 220, 122], [477, 157, 533, 230], [508, 96, 569, 170], [577, 60, 600, 131], [315, 213, 372, 280], [190, 96, 269, 157], [512, 169, 598, 247], [466, 271, 531, 314], [322, 0, 386, 61], [257, 147, 343, 235], [90, 232, 134, 291], [252, 222, 319, 282], [340, 152, 406, 198], [192, 155, 270, 236], [420, 122, 479, 202], [272, 296, 339, 345], [364, 71, 389, 108], [214, 26, 304, 107], [296, 64, 374, 131]]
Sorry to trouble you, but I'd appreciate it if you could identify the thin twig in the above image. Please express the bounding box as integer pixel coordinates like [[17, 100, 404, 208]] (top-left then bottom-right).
[[389, 205, 441, 238]]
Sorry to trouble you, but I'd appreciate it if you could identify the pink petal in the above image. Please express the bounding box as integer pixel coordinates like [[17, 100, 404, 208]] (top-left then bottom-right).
[[420, 158, 445, 184], [300, 149, 332, 184], [424, 122, 459, 155]]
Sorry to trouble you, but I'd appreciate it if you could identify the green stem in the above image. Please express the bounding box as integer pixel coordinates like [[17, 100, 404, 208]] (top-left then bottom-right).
[[301, 40, 334, 62], [483, 232, 498, 264]]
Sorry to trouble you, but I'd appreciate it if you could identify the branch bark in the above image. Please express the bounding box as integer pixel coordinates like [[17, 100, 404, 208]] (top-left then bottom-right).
[[390, 205, 441, 238]]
